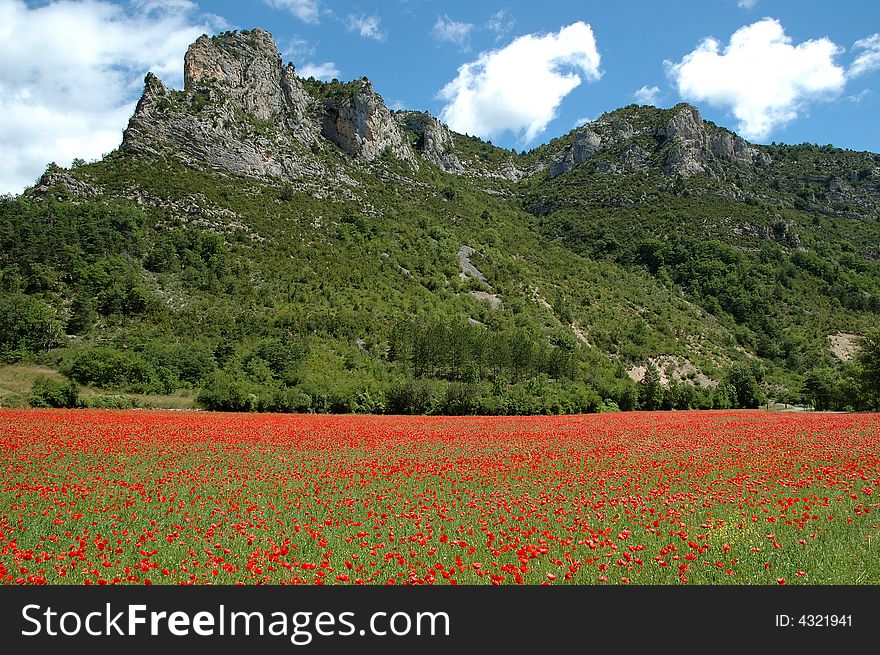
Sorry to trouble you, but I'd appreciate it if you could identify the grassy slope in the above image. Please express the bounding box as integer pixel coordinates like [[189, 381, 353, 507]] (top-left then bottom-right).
[[0, 364, 198, 409]]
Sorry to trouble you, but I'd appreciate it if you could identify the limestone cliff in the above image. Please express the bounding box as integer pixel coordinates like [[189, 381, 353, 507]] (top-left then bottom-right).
[[320, 78, 418, 167]]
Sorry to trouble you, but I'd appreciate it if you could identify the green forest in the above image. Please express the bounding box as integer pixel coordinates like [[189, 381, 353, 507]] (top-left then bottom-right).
[[2, 98, 879, 415]]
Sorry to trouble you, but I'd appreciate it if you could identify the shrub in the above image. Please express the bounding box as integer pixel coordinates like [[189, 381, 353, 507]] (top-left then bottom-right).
[[79, 395, 139, 410], [440, 382, 483, 415], [387, 379, 436, 414], [29, 377, 79, 408], [61, 347, 155, 391], [0, 294, 63, 361], [265, 386, 312, 413], [197, 371, 261, 412]]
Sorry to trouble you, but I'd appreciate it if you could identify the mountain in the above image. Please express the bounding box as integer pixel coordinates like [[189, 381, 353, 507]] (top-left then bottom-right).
[[2, 28, 878, 413]]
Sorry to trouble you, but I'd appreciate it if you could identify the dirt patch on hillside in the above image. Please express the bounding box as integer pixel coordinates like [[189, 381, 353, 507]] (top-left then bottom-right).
[[627, 355, 717, 388], [458, 245, 491, 288], [471, 291, 501, 310], [829, 332, 861, 361], [570, 323, 592, 347]]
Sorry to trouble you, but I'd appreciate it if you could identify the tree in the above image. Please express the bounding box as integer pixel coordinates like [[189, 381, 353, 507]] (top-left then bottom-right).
[[854, 331, 880, 410], [66, 292, 95, 335], [638, 362, 662, 410], [724, 363, 765, 409], [0, 293, 63, 360], [802, 367, 840, 410], [30, 377, 79, 408]]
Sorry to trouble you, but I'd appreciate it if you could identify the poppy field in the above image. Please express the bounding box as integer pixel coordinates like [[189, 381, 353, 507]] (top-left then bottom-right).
[[0, 409, 878, 585]]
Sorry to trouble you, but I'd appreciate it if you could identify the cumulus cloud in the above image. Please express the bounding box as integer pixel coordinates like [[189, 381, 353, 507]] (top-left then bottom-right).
[[438, 22, 602, 143], [634, 85, 661, 105], [262, 0, 320, 24], [347, 14, 386, 41], [298, 61, 340, 81], [432, 15, 474, 50], [666, 18, 846, 141], [0, 0, 222, 195], [573, 116, 591, 128], [849, 33, 880, 77]]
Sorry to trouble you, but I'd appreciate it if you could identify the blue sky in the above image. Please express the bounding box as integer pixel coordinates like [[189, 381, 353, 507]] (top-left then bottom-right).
[[2, 0, 880, 193]]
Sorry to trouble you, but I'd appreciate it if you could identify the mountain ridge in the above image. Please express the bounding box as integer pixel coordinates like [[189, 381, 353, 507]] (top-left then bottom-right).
[[3, 27, 879, 413]]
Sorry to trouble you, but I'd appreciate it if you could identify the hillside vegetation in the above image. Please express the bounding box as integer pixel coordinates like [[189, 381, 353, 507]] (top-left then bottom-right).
[[2, 29, 878, 413]]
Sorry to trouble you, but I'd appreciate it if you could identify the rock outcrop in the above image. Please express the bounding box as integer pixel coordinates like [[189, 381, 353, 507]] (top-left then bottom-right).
[[658, 105, 770, 177], [397, 111, 463, 173], [321, 78, 417, 167], [548, 127, 602, 178], [28, 171, 99, 200], [123, 29, 420, 183], [543, 104, 771, 181], [184, 29, 288, 122], [122, 30, 323, 180]]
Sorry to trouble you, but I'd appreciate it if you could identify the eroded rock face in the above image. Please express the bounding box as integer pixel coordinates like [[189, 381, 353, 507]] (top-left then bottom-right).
[[549, 127, 603, 178], [542, 105, 773, 181], [321, 79, 418, 167], [122, 69, 323, 180], [29, 171, 99, 200], [184, 29, 286, 121], [124, 29, 424, 179], [397, 111, 463, 173], [123, 30, 324, 180], [658, 105, 769, 177]]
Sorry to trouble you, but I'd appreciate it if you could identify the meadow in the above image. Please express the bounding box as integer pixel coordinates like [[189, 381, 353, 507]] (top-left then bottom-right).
[[1, 409, 877, 585]]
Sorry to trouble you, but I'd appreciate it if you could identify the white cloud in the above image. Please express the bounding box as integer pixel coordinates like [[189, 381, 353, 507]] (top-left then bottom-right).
[[634, 84, 661, 105], [666, 18, 846, 141], [737, 0, 758, 8], [486, 10, 514, 39], [0, 0, 222, 195], [298, 61, 340, 81], [573, 117, 591, 128], [438, 22, 602, 144], [347, 14, 386, 42], [281, 37, 315, 60], [846, 88, 872, 103], [263, 0, 320, 24], [849, 33, 880, 77], [432, 15, 474, 50]]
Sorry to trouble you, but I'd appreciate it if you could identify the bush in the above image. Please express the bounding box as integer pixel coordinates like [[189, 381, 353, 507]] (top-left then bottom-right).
[[387, 379, 436, 414], [854, 331, 880, 410], [197, 370, 261, 412], [724, 363, 765, 408], [79, 394, 139, 410], [440, 382, 483, 415], [61, 347, 156, 391], [265, 386, 312, 413], [0, 294, 63, 361], [29, 377, 79, 408]]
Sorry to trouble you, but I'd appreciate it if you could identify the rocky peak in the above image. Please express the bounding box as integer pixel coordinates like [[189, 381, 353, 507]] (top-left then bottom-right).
[[658, 104, 769, 177], [124, 28, 424, 179], [183, 29, 288, 121], [28, 170, 99, 201], [123, 29, 323, 182], [542, 104, 772, 180], [321, 78, 418, 168], [397, 111, 463, 173], [548, 126, 603, 178]]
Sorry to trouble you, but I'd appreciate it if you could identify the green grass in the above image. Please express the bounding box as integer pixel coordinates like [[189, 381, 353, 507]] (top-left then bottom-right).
[[0, 364, 199, 410]]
